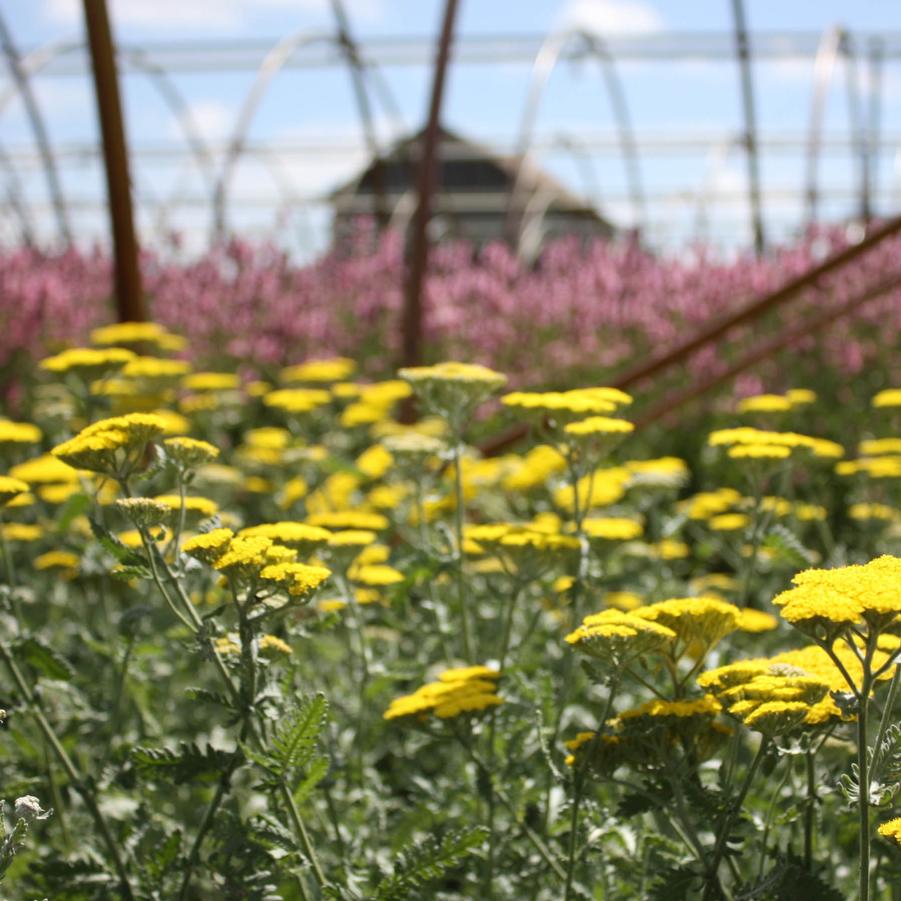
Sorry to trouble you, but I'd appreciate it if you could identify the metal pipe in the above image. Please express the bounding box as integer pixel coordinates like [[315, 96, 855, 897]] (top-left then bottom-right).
[[0, 10, 71, 244], [329, 0, 389, 229], [614, 212, 901, 389], [634, 270, 901, 429], [401, 0, 460, 369], [82, 0, 144, 322], [730, 0, 765, 256]]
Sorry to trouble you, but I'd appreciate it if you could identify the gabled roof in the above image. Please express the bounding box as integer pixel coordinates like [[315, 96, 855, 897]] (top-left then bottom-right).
[[329, 123, 609, 220]]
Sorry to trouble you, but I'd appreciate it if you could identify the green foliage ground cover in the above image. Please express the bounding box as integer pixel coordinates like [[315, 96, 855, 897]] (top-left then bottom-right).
[[1, 324, 900, 899]]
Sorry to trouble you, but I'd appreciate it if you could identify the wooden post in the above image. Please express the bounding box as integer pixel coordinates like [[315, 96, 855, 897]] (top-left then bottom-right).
[[400, 0, 459, 369], [82, 0, 145, 322]]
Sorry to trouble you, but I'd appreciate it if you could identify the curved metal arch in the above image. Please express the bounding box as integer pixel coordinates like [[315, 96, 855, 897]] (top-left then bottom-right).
[[804, 26, 870, 225], [0, 37, 218, 240], [0, 15, 71, 243], [0, 141, 36, 245], [518, 187, 561, 262], [692, 134, 743, 243], [547, 131, 603, 208], [507, 27, 644, 251], [212, 28, 404, 242]]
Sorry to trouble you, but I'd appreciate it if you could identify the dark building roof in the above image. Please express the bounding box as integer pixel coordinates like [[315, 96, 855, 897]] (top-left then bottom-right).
[[330, 125, 615, 256]]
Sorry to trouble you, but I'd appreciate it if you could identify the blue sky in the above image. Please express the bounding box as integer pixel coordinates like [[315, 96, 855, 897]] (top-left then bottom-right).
[[3, 0, 901, 257]]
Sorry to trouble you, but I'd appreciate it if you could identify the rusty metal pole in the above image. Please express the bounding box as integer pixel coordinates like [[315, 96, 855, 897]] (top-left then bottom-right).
[[400, 0, 459, 369], [82, 0, 145, 322], [730, 0, 765, 257]]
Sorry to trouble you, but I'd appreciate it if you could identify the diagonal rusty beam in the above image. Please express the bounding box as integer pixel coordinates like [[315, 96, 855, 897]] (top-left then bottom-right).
[[613, 213, 901, 390], [634, 269, 901, 429]]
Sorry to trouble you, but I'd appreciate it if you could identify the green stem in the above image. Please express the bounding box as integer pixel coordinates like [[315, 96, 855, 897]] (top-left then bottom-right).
[[804, 748, 816, 870], [703, 737, 770, 900], [0, 642, 136, 899], [869, 662, 901, 778], [176, 770, 234, 901], [455, 729, 566, 880], [564, 677, 620, 899], [451, 438, 474, 661], [281, 781, 328, 889], [857, 652, 875, 901]]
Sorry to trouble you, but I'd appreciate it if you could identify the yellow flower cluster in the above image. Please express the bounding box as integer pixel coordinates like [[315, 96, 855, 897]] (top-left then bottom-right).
[[565, 609, 676, 662], [633, 596, 741, 650], [878, 818, 901, 847], [736, 390, 816, 415], [384, 665, 502, 721], [90, 321, 185, 350], [281, 357, 356, 383], [40, 347, 135, 377], [709, 427, 843, 460], [698, 660, 830, 734], [501, 387, 631, 420], [51, 413, 170, 475], [0, 420, 42, 446], [773, 555, 901, 634], [400, 362, 507, 389], [0, 476, 30, 507], [873, 388, 901, 408]]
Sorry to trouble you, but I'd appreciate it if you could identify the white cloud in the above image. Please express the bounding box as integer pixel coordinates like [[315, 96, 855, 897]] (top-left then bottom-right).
[[560, 0, 664, 35]]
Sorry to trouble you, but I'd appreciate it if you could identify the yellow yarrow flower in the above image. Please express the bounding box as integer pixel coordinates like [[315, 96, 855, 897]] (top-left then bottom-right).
[[281, 357, 356, 383], [873, 388, 901, 408], [0, 476, 30, 507], [0, 421, 42, 446], [877, 818, 901, 847], [182, 528, 235, 565]]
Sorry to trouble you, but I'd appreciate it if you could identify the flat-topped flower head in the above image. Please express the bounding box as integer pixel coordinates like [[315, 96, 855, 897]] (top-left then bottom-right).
[[90, 321, 184, 350], [774, 556, 901, 636], [708, 427, 842, 460], [566, 609, 677, 663], [400, 362, 507, 430], [114, 497, 170, 527], [873, 388, 901, 408], [0, 476, 29, 507], [727, 444, 791, 460], [151, 494, 219, 520], [737, 394, 793, 414], [786, 388, 816, 405], [742, 701, 812, 736], [238, 522, 332, 554], [281, 357, 356, 384], [162, 437, 219, 469], [634, 596, 741, 649], [502, 388, 631, 427], [263, 387, 332, 415], [259, 561, 331, 600], [564, 416, 634, 438], [400, 362, 506, 389], [582, 518, 643, 542], [877, 818, 901, 847], [40, 347, 135, 379], [708, 512, 750, 531], [182, 372, 239, 392], [384, 665, 503, 723], [52, 413, 168, 477], [0, 421, 42, 448], [183, 528, 235, 565], [350, 564, 404, 587], [307, 511, 389, 532]]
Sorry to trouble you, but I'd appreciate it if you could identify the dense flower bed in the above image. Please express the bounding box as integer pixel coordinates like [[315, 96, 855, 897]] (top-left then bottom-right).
[[2, 225, 900, 402]]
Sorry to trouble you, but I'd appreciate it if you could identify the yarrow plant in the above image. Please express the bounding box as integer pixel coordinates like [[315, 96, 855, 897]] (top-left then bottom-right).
[[0, 319, 899, 898]]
